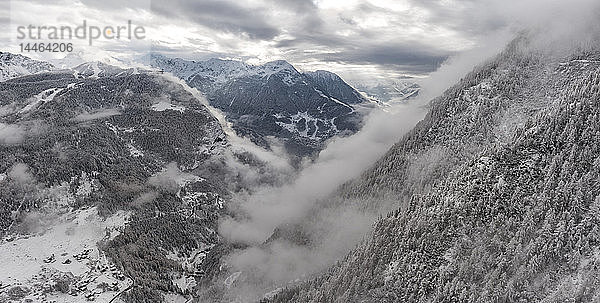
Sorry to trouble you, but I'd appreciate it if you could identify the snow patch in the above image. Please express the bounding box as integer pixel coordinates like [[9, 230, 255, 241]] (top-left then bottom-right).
[[151, 97, 186, 112], [275, 111, 340, 140], [127, 143, 144, 157]]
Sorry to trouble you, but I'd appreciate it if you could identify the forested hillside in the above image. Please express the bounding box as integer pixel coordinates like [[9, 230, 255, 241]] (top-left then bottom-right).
[[269, 38, 600, 302], [0, 64, 238, 302]]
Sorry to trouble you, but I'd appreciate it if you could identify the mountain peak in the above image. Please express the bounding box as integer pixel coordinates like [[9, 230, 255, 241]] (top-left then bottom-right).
[[262, 60, 297, 71], [305, 70, 342, 81]]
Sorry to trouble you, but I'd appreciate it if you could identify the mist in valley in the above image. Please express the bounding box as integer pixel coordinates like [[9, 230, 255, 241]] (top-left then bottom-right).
[[210, 0, 600, 300]]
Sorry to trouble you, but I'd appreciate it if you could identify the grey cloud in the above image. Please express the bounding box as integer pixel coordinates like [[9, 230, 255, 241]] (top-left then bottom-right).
[[16, 0, 561, 82], [151, 0, 280, 40], [73, 108, 121, 121], [276, 33, 451, 74], [323, 44, 450, 73], [0, 121, 46, 145], [338, 15, 357, 26], [266, 0, 324, 33], [78, 0, 151, 10], [8, 163, 35, 184], [404, 0, 515, 36], [79, 0, 281, 40], [267, 0, 317, 12], [0, 123, 26, 145]]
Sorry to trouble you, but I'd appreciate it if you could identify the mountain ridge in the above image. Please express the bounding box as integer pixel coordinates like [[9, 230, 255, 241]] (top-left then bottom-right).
[[0, 52, 55, 82], [142, 53, 369, 157]]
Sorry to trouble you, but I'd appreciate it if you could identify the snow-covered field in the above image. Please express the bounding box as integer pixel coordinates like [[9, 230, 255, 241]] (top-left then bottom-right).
[[0, 207, 130, 302]]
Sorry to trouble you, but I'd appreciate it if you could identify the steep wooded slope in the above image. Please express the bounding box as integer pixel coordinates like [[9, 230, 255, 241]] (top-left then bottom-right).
[[270, 39, 600, 303]]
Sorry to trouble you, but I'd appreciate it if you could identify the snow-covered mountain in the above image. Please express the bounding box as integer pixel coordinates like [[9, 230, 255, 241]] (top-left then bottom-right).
[[141, 55, 302, 87], [0, 52, 55, 82], [51, 51, 131, 70], [50, 52, 87, 69], [142, 54, 368, 157]]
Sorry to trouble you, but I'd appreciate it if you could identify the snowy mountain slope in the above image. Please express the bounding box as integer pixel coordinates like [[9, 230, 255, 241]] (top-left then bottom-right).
[[0, 206, 130, 302], [141, 54, 301, 87], [72, 61, 140, 78], [0, 52, 55, 82], [267, 39, 600, 302], [142, 54, 368, 157], [51, 52, 132, 70], [0, 58, 248, 303], [304, 70, 366, 106]]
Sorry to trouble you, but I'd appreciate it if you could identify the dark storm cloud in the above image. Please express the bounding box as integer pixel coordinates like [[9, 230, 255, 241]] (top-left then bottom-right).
[[150, 0, 280, 40]]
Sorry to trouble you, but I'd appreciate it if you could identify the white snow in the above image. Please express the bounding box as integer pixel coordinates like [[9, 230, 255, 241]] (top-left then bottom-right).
[[19, 88, 64, 114], [0, 52, 54, 82], [151, 98, 186, 113], [144, 54, 300, 86], [275, 111, 340, 140], [166, 243, 214, 272], [127, 143, 144, 157], [72, 171, 99, 198], [314, 88, 354, 111], [90, 61, 101, 78], [172, 275, 197, 292], [164, 293, 191, 303], [0, 207, 130, 302], [383, 260, 400, 283]]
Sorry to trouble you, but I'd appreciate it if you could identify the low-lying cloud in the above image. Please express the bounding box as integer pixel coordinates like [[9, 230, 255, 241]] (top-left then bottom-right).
[[0, 121, 46, 145], [0, 123, 26, 145], [73, 108, 121, 121], [215, 37, 510, 301]]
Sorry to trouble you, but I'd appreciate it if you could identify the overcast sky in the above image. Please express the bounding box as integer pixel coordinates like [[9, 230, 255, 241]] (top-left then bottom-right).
[[1, 0, 593, 85]]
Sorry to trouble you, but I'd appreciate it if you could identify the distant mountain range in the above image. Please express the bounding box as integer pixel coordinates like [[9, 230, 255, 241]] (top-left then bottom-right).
[[354, 80, 420, 104], [142, 54, 370, 157], [0, 51, 412, 158]]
